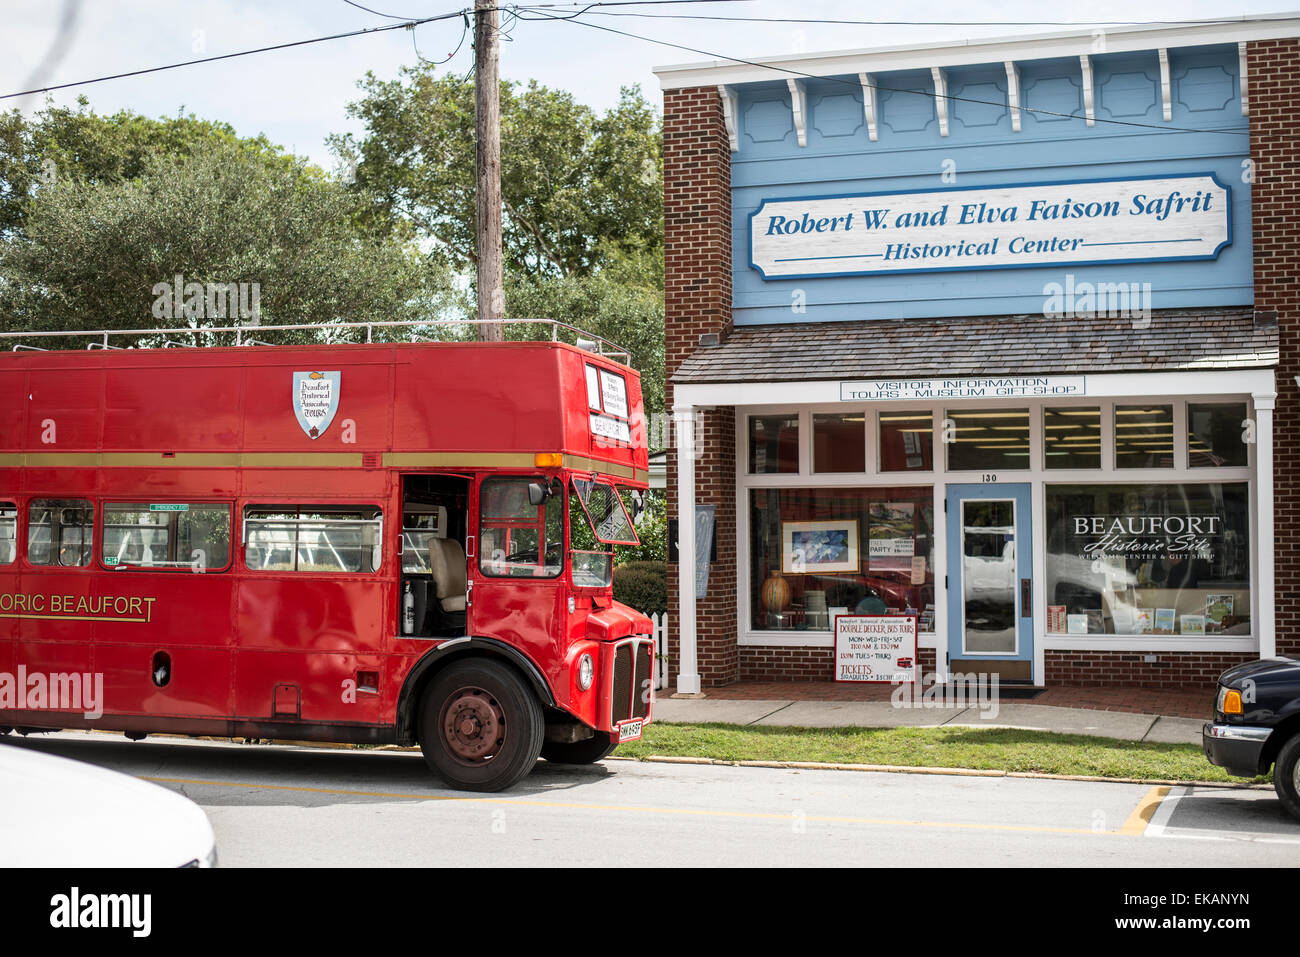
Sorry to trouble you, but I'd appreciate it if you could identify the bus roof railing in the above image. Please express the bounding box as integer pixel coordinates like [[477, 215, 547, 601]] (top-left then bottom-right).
[[0, 318, 633, 364]]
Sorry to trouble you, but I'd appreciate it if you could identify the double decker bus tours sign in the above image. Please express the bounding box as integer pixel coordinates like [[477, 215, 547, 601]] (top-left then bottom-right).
[[834, 615, 918, 684]]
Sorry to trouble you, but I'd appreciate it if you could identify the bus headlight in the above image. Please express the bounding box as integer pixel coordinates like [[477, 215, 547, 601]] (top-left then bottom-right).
[[578, 654, 594, 691]]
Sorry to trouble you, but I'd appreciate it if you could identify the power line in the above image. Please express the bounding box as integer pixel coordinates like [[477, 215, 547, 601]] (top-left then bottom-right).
[[0, 9, 466, 102], [340, 0, 427, 20], [516, 6, 1253, 138], [577, 11, 1296, 28]]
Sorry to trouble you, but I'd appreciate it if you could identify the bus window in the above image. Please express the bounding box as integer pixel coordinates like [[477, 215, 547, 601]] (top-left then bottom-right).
[[479, 478, 563, 578], [0, 504, 15, 565], [401, 505, 448, 574], [102, 504, 232, 571], [571, 478, 640, 545], [27, 499, 93, 567], [243, 506, 383, 573]]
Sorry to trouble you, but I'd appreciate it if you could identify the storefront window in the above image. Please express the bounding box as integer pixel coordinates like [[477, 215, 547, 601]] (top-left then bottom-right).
[[946, 408, 1030, 472], [813, 413, 865, 473], [748, 414, 799, 474], [1115, 405, 1174, 469], [1045, 483, 1250, 636], [750, 487, 935, 633], [1044, 407, 1101, 469], [879, 411, 932, 472], [1188, 402, 1249, 468]]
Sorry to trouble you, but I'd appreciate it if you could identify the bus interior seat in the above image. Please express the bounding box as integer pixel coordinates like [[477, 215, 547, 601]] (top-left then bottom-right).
[[426, 536, 468, 635]]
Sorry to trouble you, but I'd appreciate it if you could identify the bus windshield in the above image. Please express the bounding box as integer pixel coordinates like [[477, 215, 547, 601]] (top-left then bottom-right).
[[571, 478, 640, 546]]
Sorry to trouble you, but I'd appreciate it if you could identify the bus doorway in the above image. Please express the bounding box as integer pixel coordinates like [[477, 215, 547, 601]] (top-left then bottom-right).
[[400, 475, 470, 638]]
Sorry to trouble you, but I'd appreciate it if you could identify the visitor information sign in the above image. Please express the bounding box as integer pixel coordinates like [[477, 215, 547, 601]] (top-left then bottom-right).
[[834, 615, 918, 684]]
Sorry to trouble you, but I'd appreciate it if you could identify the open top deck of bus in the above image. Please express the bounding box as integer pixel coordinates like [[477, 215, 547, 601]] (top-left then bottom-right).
[[0, 321, 649, 487]]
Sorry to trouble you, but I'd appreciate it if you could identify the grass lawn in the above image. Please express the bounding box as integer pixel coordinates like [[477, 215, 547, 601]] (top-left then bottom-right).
[[617, 722, 1269, 785]]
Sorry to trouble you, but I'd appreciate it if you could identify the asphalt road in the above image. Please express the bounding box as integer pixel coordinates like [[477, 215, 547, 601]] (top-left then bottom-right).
[[7, 731, 1300, 867]]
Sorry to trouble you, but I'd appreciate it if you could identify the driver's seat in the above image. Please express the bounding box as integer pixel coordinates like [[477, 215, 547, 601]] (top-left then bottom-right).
[[429, 538, 468, 612]]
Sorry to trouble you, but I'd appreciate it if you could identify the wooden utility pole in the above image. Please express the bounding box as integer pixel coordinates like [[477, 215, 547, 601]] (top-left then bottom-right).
[[474, 0, 504, 342]]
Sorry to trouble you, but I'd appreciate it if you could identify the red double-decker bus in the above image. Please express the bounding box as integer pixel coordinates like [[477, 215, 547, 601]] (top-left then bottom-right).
[[0, 321, 654, 791]]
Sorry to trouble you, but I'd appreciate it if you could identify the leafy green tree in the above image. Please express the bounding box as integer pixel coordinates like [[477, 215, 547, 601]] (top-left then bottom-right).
[[503, 245, 664, 418], [0, 138, 449, 341], [0, 97, 289, 240], [332, 69, 662, 279]]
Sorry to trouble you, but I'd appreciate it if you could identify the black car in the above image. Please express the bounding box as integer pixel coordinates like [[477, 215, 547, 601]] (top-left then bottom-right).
[[1203, 657, 1300, 819]]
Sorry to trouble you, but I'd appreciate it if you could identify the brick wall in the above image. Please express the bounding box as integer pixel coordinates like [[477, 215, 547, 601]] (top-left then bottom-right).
[[741, 646, 939, 682], [1044, 651, 1255, 687], [1248, 38, 1300, 658], [663, 86, 737, 687]]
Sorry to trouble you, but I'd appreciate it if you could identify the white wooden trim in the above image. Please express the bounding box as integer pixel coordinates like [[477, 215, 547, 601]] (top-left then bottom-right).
[[729, 385, 1270, 664], [1239, 41, 1250, 116], [1079, 54, 1095, 127], [1159, 48, 1173, 121], [858, 72, 879, 141], [931, 67, 949, 136], [653, 16, 1300, 89], [1004, 61, 1022, 132], [787, 78, 808, 147], [1041, 636, 1258, 652], [1253, 391, 1277, 658], [674, 368, 1276, 408], [718, 84, 739, 152], [673, 404, 700, 694]]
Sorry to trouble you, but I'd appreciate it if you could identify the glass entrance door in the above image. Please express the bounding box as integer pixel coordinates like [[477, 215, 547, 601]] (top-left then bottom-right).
[[946, 484, 1034, 679]]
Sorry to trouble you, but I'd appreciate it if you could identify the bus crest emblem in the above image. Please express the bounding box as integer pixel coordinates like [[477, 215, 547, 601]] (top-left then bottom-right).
[[292, 371, 341, 439]]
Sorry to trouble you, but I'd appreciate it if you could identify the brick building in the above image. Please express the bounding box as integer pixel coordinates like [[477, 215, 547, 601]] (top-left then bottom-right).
[[656, 17, 1299, 692]]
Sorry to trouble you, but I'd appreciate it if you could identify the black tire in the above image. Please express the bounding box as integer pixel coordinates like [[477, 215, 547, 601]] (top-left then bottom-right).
[[418, 658, 544, 792], [1273, 734, 1300, 821], [541, 735, 618, 765]]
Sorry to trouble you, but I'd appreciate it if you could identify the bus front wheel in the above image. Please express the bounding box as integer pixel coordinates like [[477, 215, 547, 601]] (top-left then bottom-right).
[[418, 659, 544, 792]]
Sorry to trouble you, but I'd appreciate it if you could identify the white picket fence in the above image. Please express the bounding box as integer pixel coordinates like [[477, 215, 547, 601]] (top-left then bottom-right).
[[650, 612, 670, 690]]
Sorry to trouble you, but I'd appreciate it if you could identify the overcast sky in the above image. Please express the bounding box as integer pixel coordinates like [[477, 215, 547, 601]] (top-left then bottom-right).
[[0, 0, 1285, 171]]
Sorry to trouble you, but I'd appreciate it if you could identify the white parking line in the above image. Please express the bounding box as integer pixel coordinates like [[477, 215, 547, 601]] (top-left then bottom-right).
[[1143, 785, 1300, 844], [1144, 784, 1188, 836]]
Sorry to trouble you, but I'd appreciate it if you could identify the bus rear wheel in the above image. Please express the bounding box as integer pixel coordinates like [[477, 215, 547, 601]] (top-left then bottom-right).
[[418, 659, 544, 792], [541, 736, 618, 765]]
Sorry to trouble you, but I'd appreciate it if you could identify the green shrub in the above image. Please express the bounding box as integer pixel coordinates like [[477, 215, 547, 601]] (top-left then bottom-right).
[[613, 562, 667, 616]]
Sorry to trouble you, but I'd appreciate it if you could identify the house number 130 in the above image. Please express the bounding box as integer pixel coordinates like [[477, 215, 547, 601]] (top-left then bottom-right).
[[981, 473, 998, 483]]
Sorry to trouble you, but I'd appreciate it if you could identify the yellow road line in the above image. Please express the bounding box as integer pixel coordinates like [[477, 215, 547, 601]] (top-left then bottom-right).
[[144, 774, 1131, 838], [1120, 785, 1171, 835]]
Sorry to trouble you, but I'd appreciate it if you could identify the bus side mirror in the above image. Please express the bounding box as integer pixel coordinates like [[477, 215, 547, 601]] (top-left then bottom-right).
[[527, 483, 552, 506]]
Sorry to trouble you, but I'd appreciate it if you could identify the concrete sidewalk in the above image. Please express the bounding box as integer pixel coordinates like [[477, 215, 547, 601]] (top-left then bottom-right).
[[651, 696, 1206, 745]]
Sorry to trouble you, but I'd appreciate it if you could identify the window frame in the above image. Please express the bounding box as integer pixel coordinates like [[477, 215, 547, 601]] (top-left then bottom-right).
[[732, 394, 1257, 652], [0, 501, 17, 566], [478, 476, 566, 580], [241, 503, 385, 575], [99, 501, 234, 573], [25, 498, 95, 569]]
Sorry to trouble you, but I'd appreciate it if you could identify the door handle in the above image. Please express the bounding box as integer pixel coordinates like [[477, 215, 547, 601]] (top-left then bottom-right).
[[1020, 578, 1031, 617]]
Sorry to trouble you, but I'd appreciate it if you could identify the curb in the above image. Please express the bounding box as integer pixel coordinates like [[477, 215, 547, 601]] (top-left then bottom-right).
[[606, 754, 1271, 789]]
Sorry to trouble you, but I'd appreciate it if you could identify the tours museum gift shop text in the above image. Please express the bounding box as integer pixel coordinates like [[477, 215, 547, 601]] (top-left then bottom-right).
[[657, 16, 1300, 692]]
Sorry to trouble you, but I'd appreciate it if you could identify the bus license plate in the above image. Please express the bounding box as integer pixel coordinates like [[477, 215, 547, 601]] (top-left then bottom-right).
[[617, 719, 644, 742]]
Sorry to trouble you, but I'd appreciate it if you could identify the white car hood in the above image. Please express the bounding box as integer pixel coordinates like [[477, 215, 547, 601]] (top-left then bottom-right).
[[0, 741, 215, 867]]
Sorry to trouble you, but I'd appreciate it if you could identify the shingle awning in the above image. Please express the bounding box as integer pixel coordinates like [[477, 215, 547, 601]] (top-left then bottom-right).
[[672, 311, 1277, 384]]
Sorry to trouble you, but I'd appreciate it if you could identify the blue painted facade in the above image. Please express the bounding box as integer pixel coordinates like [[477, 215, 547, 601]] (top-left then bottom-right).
[[731, 44, 1252, 324]]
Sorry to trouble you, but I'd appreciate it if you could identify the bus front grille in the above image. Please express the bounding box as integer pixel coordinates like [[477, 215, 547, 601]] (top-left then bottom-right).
[[609, 638, 653, 725]]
